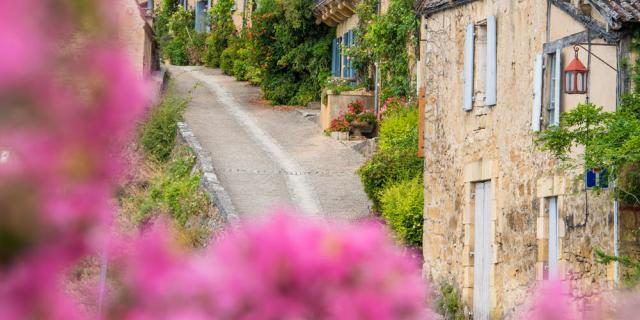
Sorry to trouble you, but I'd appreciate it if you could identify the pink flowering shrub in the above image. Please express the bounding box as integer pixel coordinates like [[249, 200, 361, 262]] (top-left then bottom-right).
[[0, 1, 428, 319], [102, 213, 428, 319], [378, 97, 407, 120], [2, 1, 639, 319], [0, 0, 146, 318]]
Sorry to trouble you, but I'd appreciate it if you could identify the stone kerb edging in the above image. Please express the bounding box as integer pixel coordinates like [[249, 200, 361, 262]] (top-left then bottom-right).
[[177, 121, 239, 225]]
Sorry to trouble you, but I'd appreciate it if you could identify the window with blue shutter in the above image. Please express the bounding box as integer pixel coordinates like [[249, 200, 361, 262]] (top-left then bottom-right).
[[347, 30, 356, 78], [463, 24, 475, 111], [342, 32, 350, 78], [532, 54, 543, 131], [337, 37, 343, 78], [350, 30, 357, 78], [552, 48, 562, 125], [331, 38, 339, 77], [485, 16, 496, 106], [195, 1, 207, 33]]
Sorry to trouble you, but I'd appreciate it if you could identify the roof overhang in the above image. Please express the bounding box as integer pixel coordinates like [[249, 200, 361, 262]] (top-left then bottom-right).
[[313, 0, 357, 27]]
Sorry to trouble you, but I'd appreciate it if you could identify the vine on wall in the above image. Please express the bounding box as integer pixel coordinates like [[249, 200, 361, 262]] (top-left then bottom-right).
[[247, 0, 333, 105], [349, 0, 417, 100]]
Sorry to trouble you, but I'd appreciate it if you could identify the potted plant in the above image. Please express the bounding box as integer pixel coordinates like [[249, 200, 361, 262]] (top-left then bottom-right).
[[328, 116, 350, 140], [346, 101, 376, 139]]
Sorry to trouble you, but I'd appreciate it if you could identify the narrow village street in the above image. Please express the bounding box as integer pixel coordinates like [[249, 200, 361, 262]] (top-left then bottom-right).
[[170, 66, 371, 220]]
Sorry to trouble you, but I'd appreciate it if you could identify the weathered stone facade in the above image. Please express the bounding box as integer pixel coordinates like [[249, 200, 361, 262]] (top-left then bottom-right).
[[116, 0, 157, 77], [417, 0, 638, 318]]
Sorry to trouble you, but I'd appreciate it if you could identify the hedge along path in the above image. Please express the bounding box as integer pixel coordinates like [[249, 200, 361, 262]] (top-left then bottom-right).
[[184, 66, 322, 216]]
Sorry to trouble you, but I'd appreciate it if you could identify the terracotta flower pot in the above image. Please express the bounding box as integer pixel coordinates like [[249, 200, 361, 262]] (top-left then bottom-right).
[[350, 120, 373, 139]]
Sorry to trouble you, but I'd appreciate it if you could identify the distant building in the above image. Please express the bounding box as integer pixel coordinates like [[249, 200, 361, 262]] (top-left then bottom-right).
[[116, 0, 159, 77], [416, 0, 640, 318]]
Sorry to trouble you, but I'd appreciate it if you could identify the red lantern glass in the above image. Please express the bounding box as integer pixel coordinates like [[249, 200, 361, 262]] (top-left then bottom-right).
[[564, 47, 588, 94]]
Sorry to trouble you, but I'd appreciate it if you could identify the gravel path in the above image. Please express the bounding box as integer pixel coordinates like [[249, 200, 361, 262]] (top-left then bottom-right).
[[169, 66, 371, 220]]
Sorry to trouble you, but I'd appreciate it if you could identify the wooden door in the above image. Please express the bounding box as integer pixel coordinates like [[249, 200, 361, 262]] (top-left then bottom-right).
[[473, 181, 492, 320]]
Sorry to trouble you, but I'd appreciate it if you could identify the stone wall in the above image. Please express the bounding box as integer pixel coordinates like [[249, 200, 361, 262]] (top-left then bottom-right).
[[115, 0, 152, 77], [420, 1, 623, 317], [320, 90, 374, 131]]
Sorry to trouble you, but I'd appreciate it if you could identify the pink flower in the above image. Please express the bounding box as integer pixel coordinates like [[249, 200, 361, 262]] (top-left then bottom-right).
[[205, 211, 428, 319], [528, 280, 577, 320]]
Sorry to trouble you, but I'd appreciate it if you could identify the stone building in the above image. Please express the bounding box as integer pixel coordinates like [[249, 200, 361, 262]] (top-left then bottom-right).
[[312, 0, 394, 130], [116, 0, 159, 77], [185, 0, 253, 32], [416, 0, 640, 318]]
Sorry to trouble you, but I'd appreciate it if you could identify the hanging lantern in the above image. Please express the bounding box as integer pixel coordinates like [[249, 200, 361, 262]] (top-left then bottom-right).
[[564, 46, 588, 94]]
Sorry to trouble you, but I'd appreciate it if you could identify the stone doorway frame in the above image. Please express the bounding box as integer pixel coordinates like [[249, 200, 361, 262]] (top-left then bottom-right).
[[462, 158, 498, 318]]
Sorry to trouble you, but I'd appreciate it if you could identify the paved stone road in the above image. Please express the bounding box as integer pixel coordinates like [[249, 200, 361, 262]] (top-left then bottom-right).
[[170, 66, 371, 220]]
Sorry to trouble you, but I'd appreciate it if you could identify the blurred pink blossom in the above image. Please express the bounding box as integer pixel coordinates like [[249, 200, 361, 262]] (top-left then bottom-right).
[[102, 212, 428, 320], [528, 280, 578, 320]]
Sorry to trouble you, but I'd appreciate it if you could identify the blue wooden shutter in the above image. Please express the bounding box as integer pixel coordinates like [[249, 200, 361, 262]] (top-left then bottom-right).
[[348, 30, 355, 78], [463, 24, 475, 111], [548, 197, 559, 279], [532, 54, 543, 131], [342, 32, 350, 78], [350, 30, 357, 78], [337, 37, 343, 78], [331, 38, 338, 77], [553, 48, 562, 125], [485, 16, 497, 106]]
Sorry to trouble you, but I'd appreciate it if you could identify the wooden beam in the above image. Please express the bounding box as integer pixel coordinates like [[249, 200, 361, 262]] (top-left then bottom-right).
[[338, 1, 355, 13]]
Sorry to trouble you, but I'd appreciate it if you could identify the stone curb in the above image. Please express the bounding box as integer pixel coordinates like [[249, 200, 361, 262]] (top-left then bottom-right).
[[177, 121, 240, 225]]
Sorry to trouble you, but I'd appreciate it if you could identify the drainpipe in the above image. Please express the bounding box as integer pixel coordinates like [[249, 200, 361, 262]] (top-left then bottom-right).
[[614, 199, 619, 285]]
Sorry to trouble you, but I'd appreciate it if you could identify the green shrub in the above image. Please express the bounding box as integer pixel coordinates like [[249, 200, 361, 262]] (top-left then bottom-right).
[[164, 7, 196, 65], [261, 73, 300, 105], [357, 147, 423, 210], [165, 38, 189, 66], [379, 177, 423, 247], [148, 149, 209, 226], [435, 284, 466, 320], [187, 32, 207, 65], [378, 105, 419, 152], [220, 45, 237, 75], [126, 148, 209, 228], [232, 47, 251, 80], [154, 0, 179, 58], [203, 0, 236, 67], [245, 65, 263, 85], [140, 95, 188, 163]]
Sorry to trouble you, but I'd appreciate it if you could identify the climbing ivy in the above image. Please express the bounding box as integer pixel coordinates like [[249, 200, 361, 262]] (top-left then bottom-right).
[[349, 0, 417, 99], [248, 0, 333, 105]]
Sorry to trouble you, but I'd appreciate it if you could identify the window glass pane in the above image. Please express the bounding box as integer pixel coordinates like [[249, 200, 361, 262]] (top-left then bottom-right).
[[577, 73, 583, 92], [565, 72, 573, 92]]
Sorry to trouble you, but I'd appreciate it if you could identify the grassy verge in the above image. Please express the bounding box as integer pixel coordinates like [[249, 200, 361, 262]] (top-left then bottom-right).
[[119, 85, 219, 247]]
